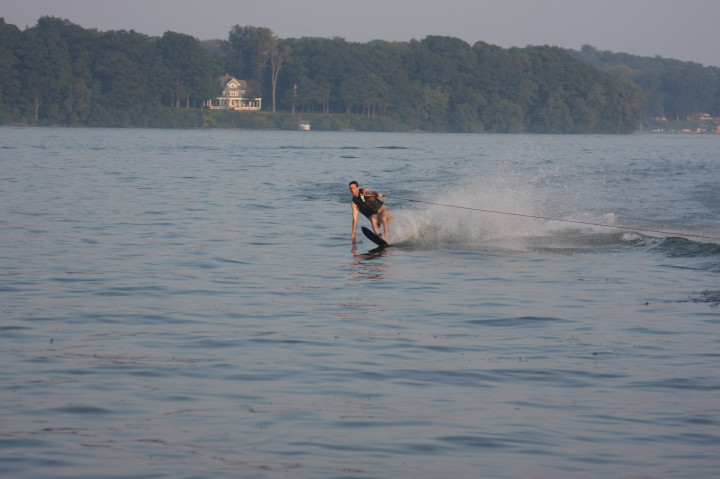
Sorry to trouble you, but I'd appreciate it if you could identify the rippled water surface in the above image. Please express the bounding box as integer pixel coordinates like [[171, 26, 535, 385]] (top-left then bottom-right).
[[1, 127, 719, 478]]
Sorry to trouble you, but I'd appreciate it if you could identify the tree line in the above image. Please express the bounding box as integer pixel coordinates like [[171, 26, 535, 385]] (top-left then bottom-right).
[[0, 17, 220, 127], [1, 17, 713, 133], [570, 45, 720, 123]]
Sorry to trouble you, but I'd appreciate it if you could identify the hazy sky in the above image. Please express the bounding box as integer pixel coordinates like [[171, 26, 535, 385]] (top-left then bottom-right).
[[3, 0, 719, 67]]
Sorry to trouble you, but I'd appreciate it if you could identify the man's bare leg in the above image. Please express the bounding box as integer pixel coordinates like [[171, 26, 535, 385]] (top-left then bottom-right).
[[371, 216, 381, 235], [381, 216, 390, 243]]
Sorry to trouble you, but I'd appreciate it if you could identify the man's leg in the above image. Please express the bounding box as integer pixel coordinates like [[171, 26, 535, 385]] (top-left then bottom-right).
[[381, 215, 390, 243], [370, 216, 381, 235]]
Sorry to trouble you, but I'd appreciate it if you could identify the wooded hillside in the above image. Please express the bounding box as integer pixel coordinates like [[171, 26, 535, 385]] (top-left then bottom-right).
[[2, 17, 714, 133], [569, 45, 720, 123]]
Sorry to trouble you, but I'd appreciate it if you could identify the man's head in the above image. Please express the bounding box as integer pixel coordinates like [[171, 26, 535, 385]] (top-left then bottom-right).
[[348, 180, 360, 197]]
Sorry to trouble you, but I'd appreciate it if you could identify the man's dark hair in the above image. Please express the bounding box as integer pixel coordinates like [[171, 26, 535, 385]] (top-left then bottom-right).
[[349, 180, 359, 187]]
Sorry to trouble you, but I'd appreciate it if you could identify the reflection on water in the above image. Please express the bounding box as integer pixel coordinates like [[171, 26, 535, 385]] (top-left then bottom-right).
[[349, 243, 390, 282], [351, 241, 390, 259]]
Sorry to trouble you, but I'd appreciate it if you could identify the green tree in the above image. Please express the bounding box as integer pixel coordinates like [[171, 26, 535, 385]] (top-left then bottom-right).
[[535, 93, 574, 133], [227, 26, 275, 89], [337, 75, 366, 115], [601, 80, 645, 133], [269, 41, 291, 112], [482, 96, 524, 132], [663, 65, 716, 120], [282, 37, 344, 113], [571, 45, 720, 121], [158, 31, 219, 108], [16, 17, 76, 123], [0, 20, 22, 122], [417, 86, 450, 131], [90, 29, 159, 124]]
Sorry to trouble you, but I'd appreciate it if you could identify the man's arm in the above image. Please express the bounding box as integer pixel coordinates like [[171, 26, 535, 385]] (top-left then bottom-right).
[[365, 189, 383, 198], [350, 202, 359, 242]]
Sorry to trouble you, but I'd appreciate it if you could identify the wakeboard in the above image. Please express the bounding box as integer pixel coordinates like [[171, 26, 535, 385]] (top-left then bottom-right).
[[361, 226, 389, 248]]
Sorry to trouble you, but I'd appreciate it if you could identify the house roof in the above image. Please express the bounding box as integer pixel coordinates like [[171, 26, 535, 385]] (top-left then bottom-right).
[[219, 74, 248, 89]]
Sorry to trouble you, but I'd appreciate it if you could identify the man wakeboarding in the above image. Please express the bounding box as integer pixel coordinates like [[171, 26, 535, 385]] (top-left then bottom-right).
[[349, 180, 392, 245]]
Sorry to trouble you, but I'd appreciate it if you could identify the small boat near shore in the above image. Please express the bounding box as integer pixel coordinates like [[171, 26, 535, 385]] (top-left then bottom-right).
[[298, 121, 311, 131]]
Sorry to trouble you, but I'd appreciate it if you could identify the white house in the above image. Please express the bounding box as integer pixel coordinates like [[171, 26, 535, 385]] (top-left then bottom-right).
[[205, 74, 262, 111]]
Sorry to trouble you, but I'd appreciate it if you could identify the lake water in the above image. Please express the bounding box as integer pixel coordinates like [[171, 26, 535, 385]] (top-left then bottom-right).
[[1, 126, 719, 479]]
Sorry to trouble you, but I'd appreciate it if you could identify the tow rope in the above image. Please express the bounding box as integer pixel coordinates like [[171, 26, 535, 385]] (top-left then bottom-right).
[[383, 195, 720, 242]]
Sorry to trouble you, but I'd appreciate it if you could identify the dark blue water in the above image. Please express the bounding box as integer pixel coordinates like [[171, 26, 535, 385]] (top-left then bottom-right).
[[1, 127, 719, 478]]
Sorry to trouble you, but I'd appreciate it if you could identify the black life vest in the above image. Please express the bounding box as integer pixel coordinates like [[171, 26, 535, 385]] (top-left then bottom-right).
[[353, 188, 384, 218]]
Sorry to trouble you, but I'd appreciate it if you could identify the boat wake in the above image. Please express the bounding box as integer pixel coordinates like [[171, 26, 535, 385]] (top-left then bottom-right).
[[389, 188, 718, 259]]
